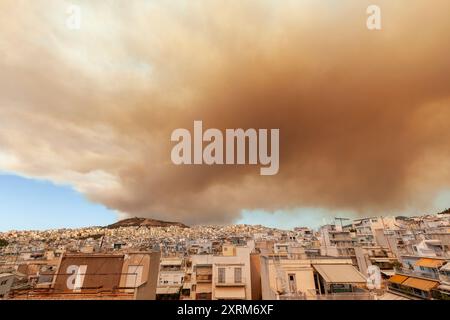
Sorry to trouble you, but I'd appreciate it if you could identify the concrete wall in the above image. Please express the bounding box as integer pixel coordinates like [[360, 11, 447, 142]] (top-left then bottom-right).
[[134, 251, 160, 300], [260, 256, 277, 300], [0, 274, 14, 299], [250, 253, 262, 299]]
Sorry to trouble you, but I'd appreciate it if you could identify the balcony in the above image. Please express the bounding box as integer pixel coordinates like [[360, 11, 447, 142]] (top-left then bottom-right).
[[395, 268, 440, 280], [196, 274, 212, 283], [215, 278, 246, 287]]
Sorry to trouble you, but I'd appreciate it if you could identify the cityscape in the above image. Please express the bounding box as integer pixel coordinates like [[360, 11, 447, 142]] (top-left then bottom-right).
[[1, 1, 450, 312], [1, 209, 449, 300]]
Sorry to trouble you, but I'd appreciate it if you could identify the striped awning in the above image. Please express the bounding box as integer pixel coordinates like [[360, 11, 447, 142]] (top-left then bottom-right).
[[402, 277, 439, 292], [313, 264, 366, 284]]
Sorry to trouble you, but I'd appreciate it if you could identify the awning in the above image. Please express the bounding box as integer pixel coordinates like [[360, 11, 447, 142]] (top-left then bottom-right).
[[380, 270, 395, 276], [402, 277, 439, 292], [313, 264, 367, 284], [415, 258, 444, 269], [156, 286, 181, 295], [388, 274, 408, 284], [160, 259, 183, 266], [214, 287, 246, 299]]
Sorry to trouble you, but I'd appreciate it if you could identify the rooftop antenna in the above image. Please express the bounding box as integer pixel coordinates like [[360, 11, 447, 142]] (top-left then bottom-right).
[[335, 217, 350, 229]]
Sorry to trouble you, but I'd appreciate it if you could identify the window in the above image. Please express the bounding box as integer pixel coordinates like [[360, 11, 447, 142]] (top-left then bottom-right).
[[234, 267, 242, 283], [288, 274, 297, 293], [218, 268, 225, 283]]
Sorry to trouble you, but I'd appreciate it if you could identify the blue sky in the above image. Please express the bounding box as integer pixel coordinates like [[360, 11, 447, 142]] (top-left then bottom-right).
[[0, 174, 116, 231], [0, 173, 448, 232], [0, 173, 356, 231]]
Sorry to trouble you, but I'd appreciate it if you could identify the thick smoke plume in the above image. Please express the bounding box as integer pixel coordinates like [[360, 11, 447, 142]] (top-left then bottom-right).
[[0, 0, 449, 224]]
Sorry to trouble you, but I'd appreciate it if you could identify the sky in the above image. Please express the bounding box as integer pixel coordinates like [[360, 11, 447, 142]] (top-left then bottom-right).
[[0, 1, 449, 230], [1, 173, 448, 231], [0, 173, 354, 231], [0, 173, 356, 231], [0, 174, 116, 231]]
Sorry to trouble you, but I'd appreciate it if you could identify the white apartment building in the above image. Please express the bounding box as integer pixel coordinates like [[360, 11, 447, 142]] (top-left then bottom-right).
[[319, 225, 357, 265], [412, 239, 447, 257], [260, 256, 368, 300], [158, 257, 185, 286], [211, 243, 253, 300], [352, 217, 396, 246]]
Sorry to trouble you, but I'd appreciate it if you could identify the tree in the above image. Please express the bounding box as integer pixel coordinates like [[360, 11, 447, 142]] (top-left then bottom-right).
[[0, 238, 8, 247]]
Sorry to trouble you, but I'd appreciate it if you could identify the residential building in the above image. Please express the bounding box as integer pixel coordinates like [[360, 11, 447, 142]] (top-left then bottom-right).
[[211, 243, 253, 300], [156, 257, 185, 300], [0, 273, 15, 299], [9, 251, 160, 300]]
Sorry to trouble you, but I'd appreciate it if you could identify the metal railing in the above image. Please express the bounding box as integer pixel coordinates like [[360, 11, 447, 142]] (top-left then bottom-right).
[[279, 290, 376, 300], [395, 268, 440, 280], [215, 278, 246, 286]]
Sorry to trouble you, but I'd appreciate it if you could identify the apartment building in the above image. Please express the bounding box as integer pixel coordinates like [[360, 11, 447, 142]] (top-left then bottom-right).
[[435, 263, 450, 299], [388, 257, 449, 299], [354, 246, 399, 277], [181, 254, 214, 300], [319, 225, 357, 265], [0, 273, 14, 299], [352, 217, 396, 247], [260, 256, 316, 299], [211, 243, 253, 300], [260, 255, 368, 300], [157, 257, 185, 299], [411, 239, 447, 257], [9, 251, 160, 300]]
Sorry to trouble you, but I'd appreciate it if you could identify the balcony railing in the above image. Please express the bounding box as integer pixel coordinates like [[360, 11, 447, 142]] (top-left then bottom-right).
[[395, 268, 440, 280], [279, 290, 376, 300], [215, 278, 246, 287], [196, 275, 212, 283]]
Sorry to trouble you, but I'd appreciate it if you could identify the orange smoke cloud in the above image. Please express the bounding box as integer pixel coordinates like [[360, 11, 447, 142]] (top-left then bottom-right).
[[0, 0, 449, 224]]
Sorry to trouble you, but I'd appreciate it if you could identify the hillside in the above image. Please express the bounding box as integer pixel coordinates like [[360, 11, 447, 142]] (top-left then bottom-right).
[[106, 217, 189, 229]]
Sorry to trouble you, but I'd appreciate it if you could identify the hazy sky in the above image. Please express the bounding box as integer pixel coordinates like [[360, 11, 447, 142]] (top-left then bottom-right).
[[0, 1, 449, 230]]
